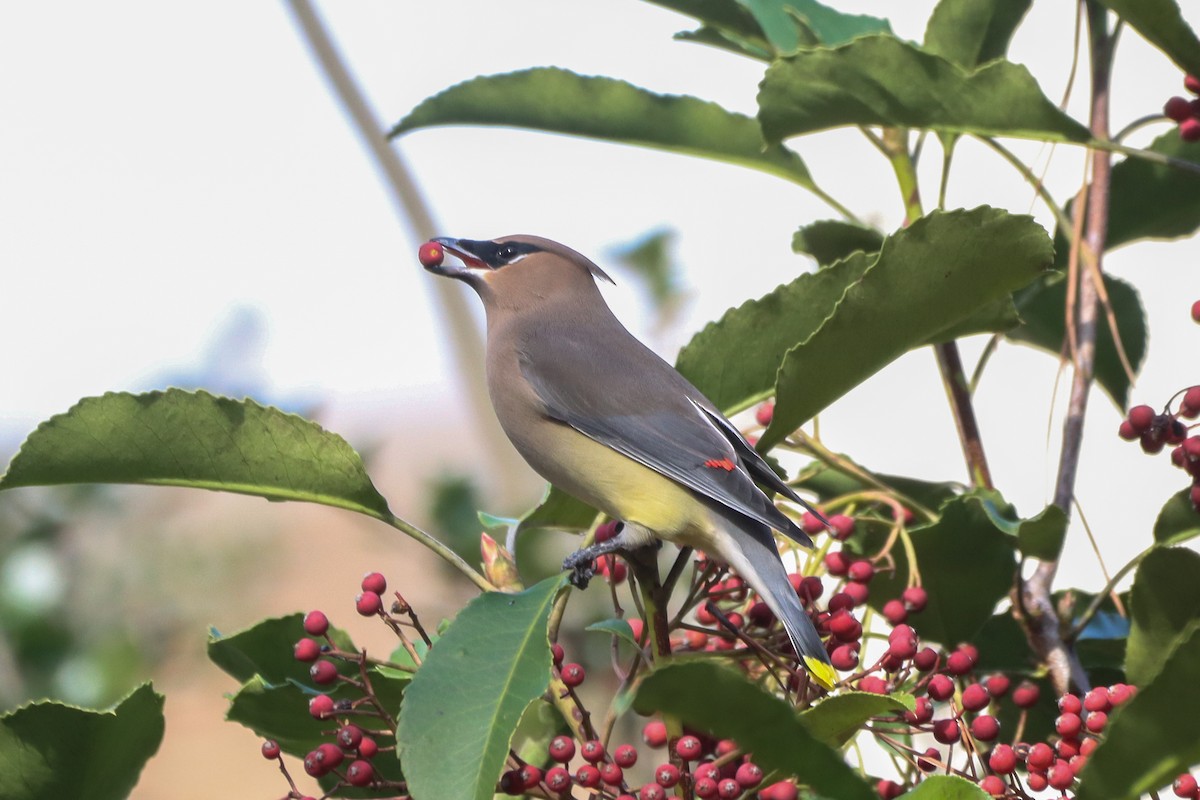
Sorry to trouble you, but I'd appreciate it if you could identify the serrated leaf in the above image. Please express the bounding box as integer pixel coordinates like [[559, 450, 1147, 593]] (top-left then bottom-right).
[[800, 691, 914, 747], [208, 613, 357, 686], [1103, 133, 1200, 250], [517, 485, 598, 535], [1015, 504, 1068, 561], [586, 618, 643, 649], [1091, 0, 1200, 78], [1077, 622, 1200, 800], [923, 0, 1032, 70], [737, 0, 891, 53], [902, 774, 993, 799], [0, 389, 392, 519], [392, 68, 819, 190], [0, 683, 164, 800], [758, 35, 1090, 144], [396, 576, 563, 800], [1125, 547, 1200, 685], [633, 661, 874, 798], [1007, 273, 1147, 409], [1154, 489, 1200, 545], [792, 219, 884, 266], [762, 207, 1052, 447]]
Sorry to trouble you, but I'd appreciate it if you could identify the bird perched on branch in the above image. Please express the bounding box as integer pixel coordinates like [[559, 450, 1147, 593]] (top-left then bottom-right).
[[421, 234, 836, 690]]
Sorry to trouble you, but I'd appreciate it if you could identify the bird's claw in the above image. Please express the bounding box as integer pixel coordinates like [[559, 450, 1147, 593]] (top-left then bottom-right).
[[563, 551, 596, 589]]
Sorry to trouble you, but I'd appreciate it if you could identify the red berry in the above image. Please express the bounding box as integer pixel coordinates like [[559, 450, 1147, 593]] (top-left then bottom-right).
[[551, 642, 565, 666], [1048, 760, 1075, 790], [1188, 75, 1200, 94], [831, 644, 859, 671], [1166, 96, 1194, 122], [310, 660, 338, 685], [308, 694, 334, 719], [358, 736, 378, 758], [520, 765, 543, 790], [1057, 737, 1082, 759], [902, 586, 928, 612], [655, 763, 680, 787], [1109, 683, 1135, 705], [827, 591, 854, 613], [346, 759, 374, 786], [829, 610, 863, 642], [595, 519, 621, 542], [576, 764, 601, 788], [261, 739, 281, 759], [882, 599, 908, 625], [1182, 118, 1200, 142], [548, 735, 575, 762], [581, 739, 606, 763], [932, 718, 961, 744], [961, 682, 990, 711], [642, 720, 668, 747], [914, 647, 939, 672], [842, 581, 869, 606], [859, 675, 889, 694], [1028, 742, 1055, 770], [917, 747, 941, 772], [361, 571, 387, 595], [294, 638, 321, 662], [1119, 419, 1139, 440], [675, 735, 702, 761], [980, 775, 1006, 797], [824, 551, 849, 576], [1055, 711, 1083, 738], [848, 560, 875, 583], [545, 766, 571, 791], [695, 762, 720, 782], [418, 241, 444, 267], [561, 663, 586, 687], [760, 781, 798, 800], [748, 601, 776, 626], [1013, 681, 1041, 708], [600, 762, 624, 786], [877, 779, 905, 799], [990, 743, 1017, 774], [1086, 711, 1109, 732], [1027, 772, 1048, 791], [718, 778, 741, 799], [694, 777, 719, 799], [715, 739, 738, 758], [614, 743, 638, 767], [802, 510, 827, 535], [888, 634, 917, 662], [303, 749, 329, 777], [1058, 693, 1083, 714], [499, 769, 525, 795], [946, 648, 975, 675], [337, 724, 363, 749], [905, 696, 934, 724], [971, 714, 1000, 741], [828, 514, 856, 540], [735, 762, 763, 788], [756, 402, 774, 426], [355, 591, 382, 616], [1192, 302, 1200, 324], [1129, 404, 1157, 433], [640, 782, 666, 800], [1174, 773, 1199, 798], [927, 674, 955, 701], [985, 673, 1011, 697], [303, 610, 329, 637], [1084, 686, 1112, 712]]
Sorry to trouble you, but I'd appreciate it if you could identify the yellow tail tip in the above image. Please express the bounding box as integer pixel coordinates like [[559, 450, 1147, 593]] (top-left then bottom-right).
[[803, 656, 838, 691]]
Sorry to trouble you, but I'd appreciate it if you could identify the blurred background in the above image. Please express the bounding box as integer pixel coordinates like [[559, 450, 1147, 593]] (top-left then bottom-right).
[[1, 1, 1197, 797]]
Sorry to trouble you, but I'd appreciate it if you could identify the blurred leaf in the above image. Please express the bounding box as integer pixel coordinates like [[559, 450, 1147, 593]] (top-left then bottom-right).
[[517, 485, 598, 535], [792, 219, 883, 266], [0, 683, 164, 800], [793, 460, 961, 512], [1103, 133, 1200, 250], [923, 0, 1032, 69], [1015, 504, 1068, 561], [763, 208, 1052, 447], [902, 774, 992, 799], [633, 661, 874, 798], [737, 0, 891, 53], [858, 493, 1018, 647], [208, 614, 357, 687], [1007, 274, 1146, 409], [608, 228, 681, 310], [1090, 0, 1200, 78], [1125, 547, 1200, 685], [758, 36, 1091, 143], [586, 618, 643, 649], [396, 576, 563, 800], [512, 699, 569, 769], [1077, 622, 1200, 800], [393, 68, 820, 191], [799, 691, 914, 747], [0, 389, 392, 519], [428, 472, 485, 562], [1154, 489, 1200, 545]]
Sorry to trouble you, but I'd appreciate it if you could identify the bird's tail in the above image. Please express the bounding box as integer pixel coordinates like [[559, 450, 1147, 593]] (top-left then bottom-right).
[[721, 517, 837, 691]]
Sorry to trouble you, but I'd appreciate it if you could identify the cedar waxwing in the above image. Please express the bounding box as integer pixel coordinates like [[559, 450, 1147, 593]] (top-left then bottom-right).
[[423, 234, 836, 690]]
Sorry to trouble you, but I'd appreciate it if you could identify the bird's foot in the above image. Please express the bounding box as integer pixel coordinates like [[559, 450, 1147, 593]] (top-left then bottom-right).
[[563, 536, 628, 590]]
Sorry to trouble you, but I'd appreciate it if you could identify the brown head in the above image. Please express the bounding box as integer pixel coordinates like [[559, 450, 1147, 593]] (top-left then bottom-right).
[[425, 235, 614, 316]]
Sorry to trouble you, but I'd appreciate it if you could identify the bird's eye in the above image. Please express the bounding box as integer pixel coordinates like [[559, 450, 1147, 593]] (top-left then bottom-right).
[[497, 244, 518, 261]]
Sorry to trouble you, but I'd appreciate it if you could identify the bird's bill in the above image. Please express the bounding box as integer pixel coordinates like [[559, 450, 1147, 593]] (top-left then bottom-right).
[[424, 237, 492, 280]]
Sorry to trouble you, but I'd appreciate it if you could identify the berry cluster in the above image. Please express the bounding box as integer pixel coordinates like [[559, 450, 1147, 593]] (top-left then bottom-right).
[[1164, 75, 1200, 142], [1118, 387, 1200, 511]]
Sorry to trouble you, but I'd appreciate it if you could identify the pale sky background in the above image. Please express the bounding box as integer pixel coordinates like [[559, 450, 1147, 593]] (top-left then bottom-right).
[[1, 0, 1199, 611]]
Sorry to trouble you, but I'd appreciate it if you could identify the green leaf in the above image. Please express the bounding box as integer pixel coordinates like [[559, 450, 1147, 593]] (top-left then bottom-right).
[[1125, 547, 1200, 685], [392, 68, 819, 191], [1091, 0, 1200, 78], [1014, 504, 1068, 561], [396, 576, 563, 800], [0, 389, 392, 519], [608, 228, 682, 310], [675, 25, 774, 61], [1007, 273, 1147, 409], [676, 250, 872, 414], [799, 691, 914, 747], [633, 661, 874, 799], [517, 485, 598, 535], [758, 35, 1091, 143], [792, 219, 884, 266], [512, 699, 569, 769], [1077, 622, 1200, 800], [0, 683, 164, 800], [736, 0, 891, 53], [586, 618, 643, 648], [207, 614, 358, 686], [1154, 489, 1200, 545], [1103, 133, 1200, 250], [923, 0, 1032, 70], [644, 0, 766, 44], [902, 774, 993, 800], [794, 461, 962, 512], [762, 207, 1052, 447], [856, 493, 1018, 647]]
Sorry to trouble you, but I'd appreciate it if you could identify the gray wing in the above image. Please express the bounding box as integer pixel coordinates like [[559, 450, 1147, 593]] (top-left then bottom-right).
[[517, 330, 813, 546]]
